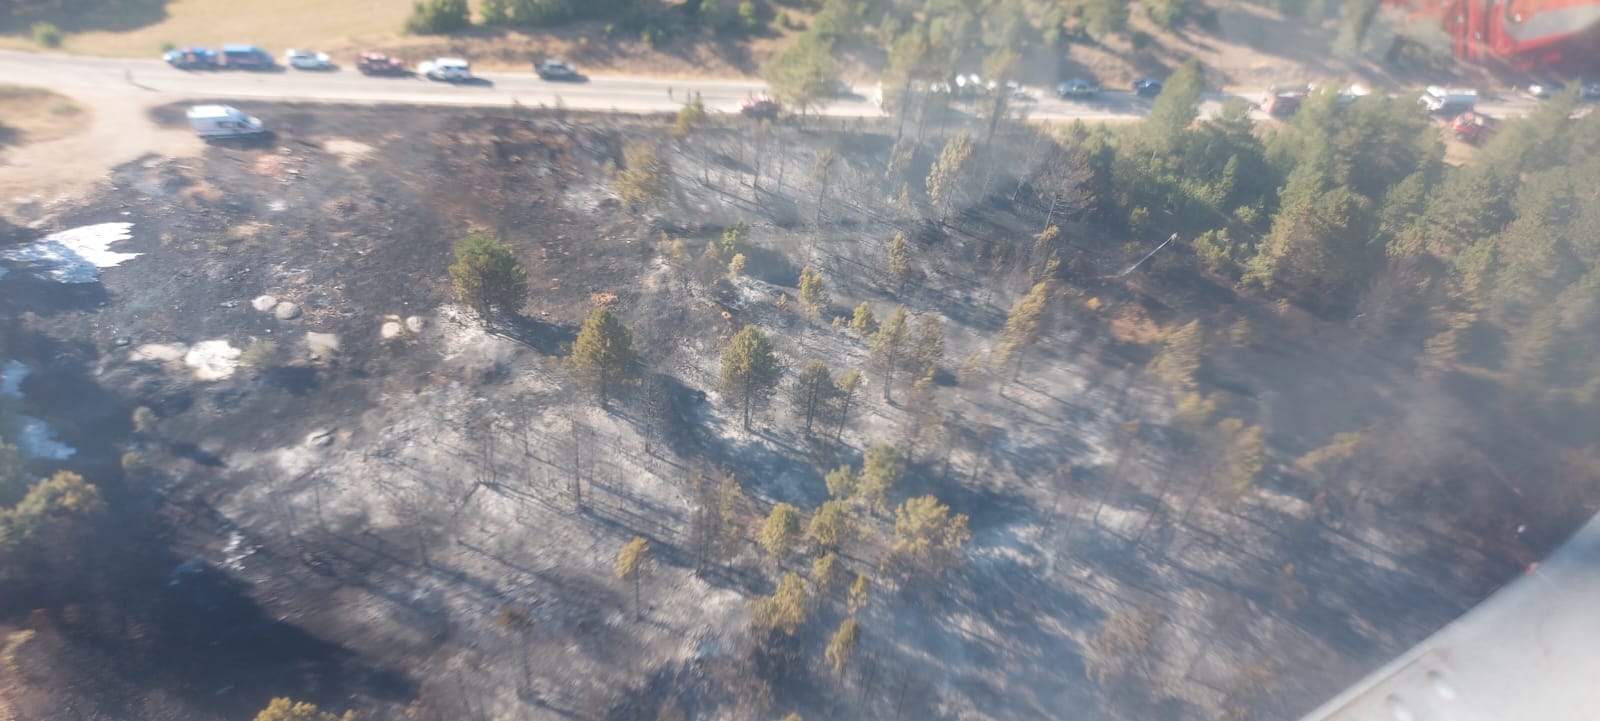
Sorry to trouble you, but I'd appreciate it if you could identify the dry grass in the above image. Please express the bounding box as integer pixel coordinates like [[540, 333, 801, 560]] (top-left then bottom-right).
[[0, 0, 797, 77], [0, 84, 89, 146]]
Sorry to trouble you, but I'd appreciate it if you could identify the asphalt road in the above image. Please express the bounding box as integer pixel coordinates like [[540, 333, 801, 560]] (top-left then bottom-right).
[[0, 50, 1546, 123]]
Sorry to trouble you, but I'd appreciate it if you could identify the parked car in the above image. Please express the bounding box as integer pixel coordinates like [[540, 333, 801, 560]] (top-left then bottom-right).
[[740, 93, 780, 119], [1004, 81, 1034, 101], [1131, 78, 1162, 98], [1449, 111, 1497, 145], [419, 57, 472, 82], [1419, 85, 1477, 116], [163, 47, 219, 69], [221, 44, 275, 70], [533, 59, 583, 81], [284, 49, 333, 70], [356, 52, 408, 76], [830, 79, 854, 98], [1057, 79, 1099, 99], [186, 105, 265, 139], [1262, 89, 1306, 117]]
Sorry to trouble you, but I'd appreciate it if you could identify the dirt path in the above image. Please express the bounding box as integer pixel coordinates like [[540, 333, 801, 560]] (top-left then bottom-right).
[[0, 86, 199, 223]]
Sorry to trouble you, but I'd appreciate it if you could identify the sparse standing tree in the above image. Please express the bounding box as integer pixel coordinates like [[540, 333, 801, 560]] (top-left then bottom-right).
[[614, 536, 651, 620], [926, 131, 976, 225], [993, 281, 1051, 382], [1146, 319, 1204, 393], [911, 314, 944, 380], [812, 551, 843, 594], [752, 571, 810, 634], [568, 306, 638, 407], [811, 149, 838, 228], [798, 265, 830, 316], [790, 359, 838, 435], [847, 572, 870, 614], [884, 495, 970, 580], [758, 502, 802, 564], [615, 141, 672, 211], [727, 252, 747, 281], [251, 697, 354, 721], [449, 233, 529, 323], [833, 370, 862, 442], [567, 414, 596, 511], [825, 616, 860, 677], [640, 375, 671, 456], [1083, 608, 1164, 686], [886, 232, 913, 295], [850, 303, 877, 336], [808, 499, 856, 550], [718, 326, 784, 430], [857, 443, 905, 515], [824, 465, 858, 500], [870, 307, 911, 401]]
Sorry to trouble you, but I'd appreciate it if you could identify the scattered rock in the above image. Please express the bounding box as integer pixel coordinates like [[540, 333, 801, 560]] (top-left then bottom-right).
[[251, 295, 278, 312], [405, 315, 425, 334], [113, 336, 132, 347], [274, 301, 301, 320], [380, 321, 404, 339], [306, 428, 335, 448], [306, 332, 340, 357], [131, 343, 188, 362]]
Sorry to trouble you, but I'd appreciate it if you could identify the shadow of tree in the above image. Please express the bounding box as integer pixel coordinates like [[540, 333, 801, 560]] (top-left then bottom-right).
[[1, 0, 171, 35]]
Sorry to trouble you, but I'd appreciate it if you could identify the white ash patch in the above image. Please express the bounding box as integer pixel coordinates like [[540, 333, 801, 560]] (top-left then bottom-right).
[[323, 139, 374, 167], [0, 222, 138, 283], [251, 295, 278, 312], [0, 359, 29, 398], [306, 332, 340, 357], [184, 339, 241, 380], [16, 416, 74, 459]]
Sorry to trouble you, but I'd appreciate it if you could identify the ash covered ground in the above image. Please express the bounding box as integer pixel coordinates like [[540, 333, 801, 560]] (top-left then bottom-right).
[[0, 102, 1583, 721]]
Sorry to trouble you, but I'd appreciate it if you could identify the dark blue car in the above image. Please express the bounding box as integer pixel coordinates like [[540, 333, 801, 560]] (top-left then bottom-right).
[[221, 44, 275, 69], [1132, 78, 1163, 98]]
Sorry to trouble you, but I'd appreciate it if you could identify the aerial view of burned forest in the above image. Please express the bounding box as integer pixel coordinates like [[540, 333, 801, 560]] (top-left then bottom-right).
[[2, 1, 1600, 720]]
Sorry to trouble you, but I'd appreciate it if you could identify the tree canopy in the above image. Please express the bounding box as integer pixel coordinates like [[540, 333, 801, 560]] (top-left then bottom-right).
[[569, 306, 637, 406], [718, 326, 783, 430], [450, 233, 529, 322]]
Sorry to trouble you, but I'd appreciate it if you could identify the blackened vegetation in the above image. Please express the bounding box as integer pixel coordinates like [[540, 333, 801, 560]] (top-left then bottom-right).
[[1, 91, 1597, 721]]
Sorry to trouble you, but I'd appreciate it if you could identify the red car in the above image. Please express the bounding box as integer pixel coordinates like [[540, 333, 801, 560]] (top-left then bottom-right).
[[356, 52, 408, 76], [740, 94, 780, 119]]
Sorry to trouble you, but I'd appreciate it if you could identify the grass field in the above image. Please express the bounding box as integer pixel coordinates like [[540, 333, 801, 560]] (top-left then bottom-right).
[[0, 84, 88, 147], [0, 0, 411, 58]]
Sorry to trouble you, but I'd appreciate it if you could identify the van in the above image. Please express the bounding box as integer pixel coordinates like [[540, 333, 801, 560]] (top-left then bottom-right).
[[221, 44, 275, 69], [1419, 86, 1477, 115], [186, 105, 265, 138]]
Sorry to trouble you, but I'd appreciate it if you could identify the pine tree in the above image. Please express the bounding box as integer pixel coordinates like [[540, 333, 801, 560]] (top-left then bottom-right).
[[614, 141, 672, 211], [993, 281, 1051, 381], [824, 465, 858, 500], [1146, 319, 1203, 392], [886, 232, 912, 294], [850, 303, 877, 336], [857, 443, 904, 514], [927, 131, 976, 224], [884, 495, 970, 580], [762, 33, 837, 116], [718, 326, 783, 430], [252, 698, 354, 721], [870, 307, 911, 401], [790, 359, 838, 435], [614, 536, 651, 620], [798, 265, 830, 315], [758, 502, 802, 562], [752, 571, 810, 634], [450, 233, 529, 322], [568, 306, 637, 406], [808, 499, 855, 549], [833, 369, 862, 441], [847, 572, 870, 613], [911, 314, 944, 380], [812, 551, 842, 594], [825, 616, 860, 676], [727, 252, 747, 281]]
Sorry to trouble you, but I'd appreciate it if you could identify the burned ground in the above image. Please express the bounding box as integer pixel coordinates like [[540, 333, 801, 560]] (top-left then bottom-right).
[[0, 102, 1592, 721]]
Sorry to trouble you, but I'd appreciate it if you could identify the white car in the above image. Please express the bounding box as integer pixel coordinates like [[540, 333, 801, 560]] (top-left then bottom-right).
[[419, 57, 471, 82], [284, 49, 332, 70]]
